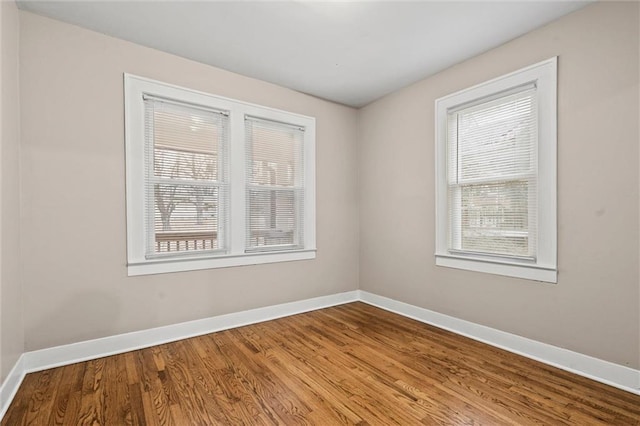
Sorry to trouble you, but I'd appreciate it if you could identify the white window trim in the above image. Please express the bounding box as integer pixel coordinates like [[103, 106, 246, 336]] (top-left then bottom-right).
[[435, 57, 557, 283], [124, 74, 316, 276]]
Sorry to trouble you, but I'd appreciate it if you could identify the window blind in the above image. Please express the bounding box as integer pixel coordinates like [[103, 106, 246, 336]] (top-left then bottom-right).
[[245, 116, 304, 252], [144, 97, 229, 257], [447, 86, 538, 259]]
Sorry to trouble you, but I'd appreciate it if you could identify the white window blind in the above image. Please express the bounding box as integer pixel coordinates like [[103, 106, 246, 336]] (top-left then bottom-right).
[[144, 96, 229, 258], [447, 85, 538, 259], [245, 116, 304, 252]]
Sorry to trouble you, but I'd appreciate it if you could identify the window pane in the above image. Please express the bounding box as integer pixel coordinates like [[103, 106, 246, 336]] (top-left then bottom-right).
[[247, 188, 301, 248], [450, 88, 537, 183], [455, 180, 532, 257], [152, 183, 220, 253], [248, 122, 302, 187], [150, 101, 223, 181]]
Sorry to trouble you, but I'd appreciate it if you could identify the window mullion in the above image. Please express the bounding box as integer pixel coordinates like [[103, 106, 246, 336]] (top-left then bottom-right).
[[229, 109, 247, 255]]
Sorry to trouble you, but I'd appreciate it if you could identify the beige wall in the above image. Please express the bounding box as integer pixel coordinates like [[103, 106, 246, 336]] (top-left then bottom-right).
[[1, 0, 24, 382], [359, 1, 640, 368], [19, 12, 359, 351]]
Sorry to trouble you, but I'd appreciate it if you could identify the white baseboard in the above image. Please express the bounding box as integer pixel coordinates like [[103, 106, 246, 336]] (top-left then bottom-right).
[[0, 354, 26, 421], [23, 290, 359, 374], [1, 288, 638, 422], [358, 290, 640, 395]]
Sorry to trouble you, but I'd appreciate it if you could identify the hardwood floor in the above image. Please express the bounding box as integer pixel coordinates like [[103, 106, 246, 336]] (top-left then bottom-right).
[[3, 302, 639, 425]]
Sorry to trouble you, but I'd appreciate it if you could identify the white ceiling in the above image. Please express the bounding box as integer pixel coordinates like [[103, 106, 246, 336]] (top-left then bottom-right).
[[17, 1, 590, 107]]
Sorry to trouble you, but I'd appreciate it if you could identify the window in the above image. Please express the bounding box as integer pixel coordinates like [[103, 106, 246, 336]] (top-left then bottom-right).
[[144, 96, 229, 257], [245, 117, 305, 251], [125, 75, 316, 275], [435, 58, 557, 283]]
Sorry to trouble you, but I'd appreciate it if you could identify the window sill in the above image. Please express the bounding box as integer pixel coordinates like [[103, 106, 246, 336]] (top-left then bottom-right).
[[435, 253, 557, 283], [128, 249, 316, 276]]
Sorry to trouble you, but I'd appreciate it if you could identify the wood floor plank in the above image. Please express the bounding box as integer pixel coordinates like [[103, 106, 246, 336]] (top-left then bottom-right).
[[47, 361, 85, 425], [3, 302, 639, 425], [19, 364, 63, 425], [138, 384, 160, 426]]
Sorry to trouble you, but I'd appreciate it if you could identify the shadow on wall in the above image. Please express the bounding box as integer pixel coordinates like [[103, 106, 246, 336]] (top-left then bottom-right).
[[26, 290, 120, 351]]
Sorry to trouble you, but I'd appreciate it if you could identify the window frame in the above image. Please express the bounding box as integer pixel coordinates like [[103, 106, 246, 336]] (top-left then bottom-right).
[[124, 74, 316, 276], [434, 57, 557, 283]]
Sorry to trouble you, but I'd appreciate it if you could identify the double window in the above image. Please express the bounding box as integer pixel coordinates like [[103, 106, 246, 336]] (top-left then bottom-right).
[[435, 58, 557, 283], [125, 75, 316, 275]]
